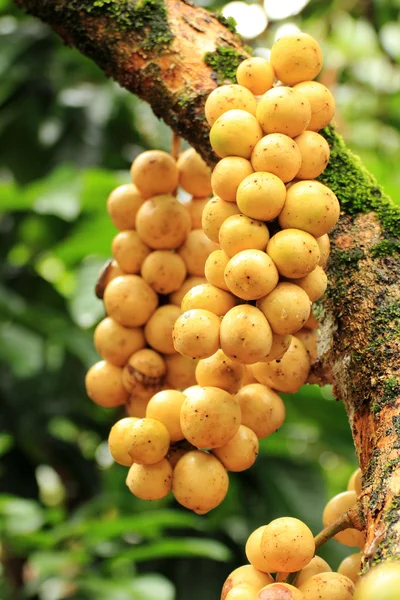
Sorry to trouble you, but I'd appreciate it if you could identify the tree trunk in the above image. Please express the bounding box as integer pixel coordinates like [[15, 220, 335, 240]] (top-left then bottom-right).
[[13, 0, 400, 570]]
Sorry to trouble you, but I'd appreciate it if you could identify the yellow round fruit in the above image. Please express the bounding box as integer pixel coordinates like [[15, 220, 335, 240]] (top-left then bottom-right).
[[205, 84, 257, 126], [221, 565, 274, 600], [181, 385, 241, 448], [104, 274, 158, 327], [256, 282, 311, 335], [294, 329, 318, 363], [298, 572, 355, 600], [246, 526, 270, 572], [172, 309, 221, 360], [236, 172, 287, 221], [225, 584, 258, 599], [94, 317, 145, 367], [107, 183, 144, 230], [184, 196, 210, 229], [252, 336, 310, 393], [111, 230, 151, 274], [260, 517, 315, 573], [85, 361, 128, 408], [220, 304, 273, 364], [165, 353, 197, 389], [195, 349, 244, 394], [264, 333, 292, 363], [178, 228, 219, 276], [279, 180, 340, 238], [294, 131, 330, 179], [130, 150, 178, 198], [169, 276, 207, 307], [126, 458, 172, 500], [210, 109, 263, 159], [224, 249, 279, 300], [277, 555, 332, 586], [135, 194, 191, 249], [347, 468, 362, 496], [236, 57, 275, 95], [205, 249, 230, 291], [181, 283, 236, 316], [270, 32, 323, 85], [213, 425, 258, 472], [256, 87, 311, 138], [316, 234, 330, 269], [167, 443, 194, 468], [242, 365, 258, 385], [235, 383, 286, 439], [338, 553, 361, 583], [202, 196, 241, 243], [141, 250, 187, 295], [219, 213, 270, 257], [125, 394, 150, 418], [293, 81, 335, 132], [251, 134, 302, 184], [322, 491, 365, 548], [354, 562, 400, 600], [108, 417, 139, 466], [177, 147, 212, 197], [267, 229, 320, 279], [172, 450, 229, 513], [144, 304, 181, 354], [127, 417, 170, 465], [95, 259, 124, 300], [287, 266, 328, 302], [122, 348, 166, 396], [146, 389, 186, 442], [258, 583, 304, 599], [211, 156, 254, 203]]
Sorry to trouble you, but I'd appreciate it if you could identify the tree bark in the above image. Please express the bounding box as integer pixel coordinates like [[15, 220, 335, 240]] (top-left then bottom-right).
[[13, 0, 400, 571]]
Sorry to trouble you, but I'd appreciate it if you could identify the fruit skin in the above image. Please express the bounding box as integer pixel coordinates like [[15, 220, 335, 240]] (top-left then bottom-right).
[[211, 156, 254, 203], [210, 109, 263, 159], [213, 425, 259, 472], [94, 317, 145, 367], [85, 360, 128, 408], [347, 468, 362, 496], [177, 147, 212, 197], [107, 183, 144, 230], [205, 249, 230, 291], [144, 304, 181, 355], [338, 552, 361, 583], [235, 383, 285, 439], [256, 282, 311, 335], [103, 274, 158, 328], [276, 555, 332, 586], [122, 348, 166, 397], [220, 304, 273, 365], [298, 572, 355, 600], [354, 561, 400, 600], [146, 389, 186, 442], [178, 228, 219, 276], [126, 458, 172, 500], [108, 417, 139, 466], [267, 229, 320, 279], [224, 249, 279, 301], [172, 450, 229, 513], [111, 230, 150, 274], [251, 134, 302, 184], [172, 309, 221, 360], [195, 349, 244, 394], [257, 582, 304, 599], [169, 276, 207, 307], [287, 266, 328, 302], [181, 283, 236, 316], [270, 32, 323, 86], [164, 353, 197, 389], [260, 517, 315, 573], [293, 81, 335, 132], [256, 87, 311, 138], [135, 194, 191, 250], [236, 57, 275, 96], [202, 196, 240, 243], [246, 526, 271, 573], [219, 214, 270, 258], [294, 130, 330, 180], [322, 491, 365, 547], [221, 565, 274, 600], [130, 149, 178, 198], [127, 417, 170, 465], [141, 250, 187, 295], [205, 84, 257, 126], [236, 172, 287, 222], [225, 584, 259, 599]]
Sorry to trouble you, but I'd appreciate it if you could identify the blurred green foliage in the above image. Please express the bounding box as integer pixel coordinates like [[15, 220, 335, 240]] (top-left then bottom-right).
[[1, 0, 399, 597]]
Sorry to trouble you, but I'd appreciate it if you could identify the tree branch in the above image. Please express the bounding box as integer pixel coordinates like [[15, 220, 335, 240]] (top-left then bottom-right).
[[12, 0, 400, 570]]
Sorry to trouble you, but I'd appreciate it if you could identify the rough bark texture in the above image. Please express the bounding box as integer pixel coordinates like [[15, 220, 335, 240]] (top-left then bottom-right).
[[12, 0, 400, 571]]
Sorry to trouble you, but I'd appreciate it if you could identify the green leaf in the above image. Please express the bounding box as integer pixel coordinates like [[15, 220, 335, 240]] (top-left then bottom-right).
[[68, 258, 106, 328], [78, 574, 175, 600], [0, 496, 45, 535], [0, 321, 44, 377], [109, 538, 231, 565], [52, 212, 114, 265]]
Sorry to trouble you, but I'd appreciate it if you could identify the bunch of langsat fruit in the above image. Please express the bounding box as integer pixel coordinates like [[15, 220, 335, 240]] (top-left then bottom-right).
[[223, 467, 365, 599]]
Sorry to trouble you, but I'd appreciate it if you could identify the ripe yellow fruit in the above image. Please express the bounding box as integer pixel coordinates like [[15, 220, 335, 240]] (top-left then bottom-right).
[[221, 565, 274, 600], [172, 450, 229, 513], [144, 304, 181, 354], [111, 230, 151, 274], [219, 214, 270, 257], [130, 150, 179, 198], [165, 353, 197, 390], [258, 583, 304, 599], [236, 172, 287, 221], [267, 229, 320, 279], [177, 147, 212, 197], [195, 349, 244, 394], [205, 249, 230, 291], [135, 194, 191, 249], [95, 259, 124, 300], [260, 517, 315, 572], [257, 282, 311, 335], [202, 196, 240, 243], [270, 32, 323, 85], [338, 553, 361, 583], [122, 348, 166, 396], [304, 311, 319, 330], [220, 304, 273, 364], [167, 443, 194, 468], [236, 57, 275, 96], [181, 385, 241, 448], [225, 584, 258, 599], [141, 250, 187, 295], [279, 180, 340, 238], [252, 336, 310, 393], [293, 81, 335, 132], [108, 417, 138, 466], [354, 562, 400, 600], [211, 156, 254, 203], [85, 361, 128, 408], [172, 309, 221, 359], [316, 234, 330, 269], [184, 196, 210, 229], [235, 383, 285, 439], [256, 87, 311, 138], [169, 276, 207, 307], [126, 394, 150, 418], [126, 458, 172, 500], [277, 555, 332, 586], [103, 274, 158, 327], [287, 266, 328, 302], [181, 283, 236, 316], [146, 389, 186, 442], [94, 317, 145, 367], [205, 84, 257, 126], [251, 134, 302, 184], [322, 491, 365, 548], [210, 109, 263, 159], [213, 425, 258, 471], [178, 228, 219, 276], [242, 365, 258, 385], [224, 249, 279, 301], [127, 417, 170, 464], [294, 131, 330, 179], [246, 526, 270, 572], [298, 572, 355, 600], [347, 468, 362, 496], [264, 333, 292, 363], [294, 329, 318, 363], [107, 183, 144, 230]]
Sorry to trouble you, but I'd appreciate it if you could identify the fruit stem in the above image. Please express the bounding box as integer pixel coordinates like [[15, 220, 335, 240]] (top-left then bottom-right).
[[171, 131, 181, 161]]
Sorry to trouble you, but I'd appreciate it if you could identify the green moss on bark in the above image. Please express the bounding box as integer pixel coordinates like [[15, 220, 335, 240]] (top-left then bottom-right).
[[214, 13, 237, 34], [204, 46, 247, 84]]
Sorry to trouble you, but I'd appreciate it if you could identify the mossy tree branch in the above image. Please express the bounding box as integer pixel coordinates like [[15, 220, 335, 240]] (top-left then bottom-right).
[[12, 0, 400, 571]]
